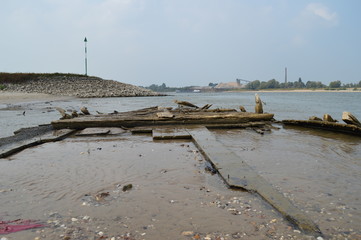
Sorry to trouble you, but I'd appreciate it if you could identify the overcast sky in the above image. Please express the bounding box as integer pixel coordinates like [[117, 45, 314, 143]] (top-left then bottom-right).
[[1, 0, 360, 87]]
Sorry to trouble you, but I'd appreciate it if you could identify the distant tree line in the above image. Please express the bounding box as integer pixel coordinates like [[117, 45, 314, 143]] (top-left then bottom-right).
[[146, 83, 195, 92], [245, 78, 361, 90]]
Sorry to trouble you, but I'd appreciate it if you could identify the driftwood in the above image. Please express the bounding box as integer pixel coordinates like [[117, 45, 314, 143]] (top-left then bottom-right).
[[52, 107, 274, 130], [283, 119, 361, 136], [342, 112, 361, 127]]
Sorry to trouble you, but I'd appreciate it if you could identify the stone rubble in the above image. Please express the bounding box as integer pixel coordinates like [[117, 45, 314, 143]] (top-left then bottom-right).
[[3, 75, 163, 98]]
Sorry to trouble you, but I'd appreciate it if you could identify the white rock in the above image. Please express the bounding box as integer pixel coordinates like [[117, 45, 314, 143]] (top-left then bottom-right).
[[181, 231, 194, 236]]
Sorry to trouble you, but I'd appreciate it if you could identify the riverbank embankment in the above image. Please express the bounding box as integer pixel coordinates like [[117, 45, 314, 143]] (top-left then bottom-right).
[[0, 73, 163, 98]]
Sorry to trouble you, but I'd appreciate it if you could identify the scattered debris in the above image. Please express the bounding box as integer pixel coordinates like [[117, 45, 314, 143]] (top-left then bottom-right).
[[309, 116, 322, 121], [342, 111, 361, 127], [122, 184, 133, 192], [323, 114, 338, 122], [255, 94, 263, 114], [80, 106, 90, 115], [0, 219, 44, 234], [174, 100, 199, 109], [95, 192, 110, 201], [239, 106, 247, 112]]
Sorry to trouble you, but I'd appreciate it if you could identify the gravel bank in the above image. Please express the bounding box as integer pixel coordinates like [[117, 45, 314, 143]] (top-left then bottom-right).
[[2, 75, 163, 98]]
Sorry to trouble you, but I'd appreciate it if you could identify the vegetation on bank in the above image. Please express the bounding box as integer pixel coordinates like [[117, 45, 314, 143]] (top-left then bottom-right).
[[146, 79, 361, 92], [145, 83, 198, 92], [0, 72, 86, 84], [244, 78, 361, 90], [1, 72, 360, 92]]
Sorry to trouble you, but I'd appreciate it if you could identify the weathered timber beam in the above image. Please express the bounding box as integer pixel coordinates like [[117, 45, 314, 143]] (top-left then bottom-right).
[[51, 113, 274, 130], [0, 129, 77, 158], [205, 122, 266, 129], [188, 127, 322, 236], [282, 120, 361, 136], [152, 128, 192, 140]]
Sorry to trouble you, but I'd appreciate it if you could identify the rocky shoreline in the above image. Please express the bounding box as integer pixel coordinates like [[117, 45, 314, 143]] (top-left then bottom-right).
[[2, 75, 164, 98]]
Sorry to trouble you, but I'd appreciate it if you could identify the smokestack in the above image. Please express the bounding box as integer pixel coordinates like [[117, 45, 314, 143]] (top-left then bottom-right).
[[285, 67, 288, 83]]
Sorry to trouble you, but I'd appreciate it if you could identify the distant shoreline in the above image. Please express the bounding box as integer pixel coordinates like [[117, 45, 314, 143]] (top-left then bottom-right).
[[0, 92, 76, 104], [228, 88, 361, 93]]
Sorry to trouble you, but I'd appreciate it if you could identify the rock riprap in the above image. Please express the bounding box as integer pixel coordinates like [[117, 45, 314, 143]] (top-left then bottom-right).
[[3, 75, 162, 98]]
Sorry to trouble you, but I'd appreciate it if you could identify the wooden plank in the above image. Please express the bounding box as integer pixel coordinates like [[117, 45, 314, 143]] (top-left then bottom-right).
[[75, 128, 110, 136], [153, 128, 192, 140], [51, 111, 274, 129], [283, 120, 361, 136], [0, 129, 76, 159], [188, 127, 322, 236], [205, 122, 266, 129], [131, 127, 153, 134]]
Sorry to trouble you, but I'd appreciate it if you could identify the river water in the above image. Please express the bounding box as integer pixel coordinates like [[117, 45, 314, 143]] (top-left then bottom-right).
[[1, 91, 361, 138], [0, 91, 361, 239]]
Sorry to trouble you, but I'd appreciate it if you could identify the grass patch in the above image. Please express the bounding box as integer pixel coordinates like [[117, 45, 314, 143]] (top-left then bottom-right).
[[0, 72, 87, 84]]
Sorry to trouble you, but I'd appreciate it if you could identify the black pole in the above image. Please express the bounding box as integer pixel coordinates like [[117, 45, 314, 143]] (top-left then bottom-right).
[[84, 37, 88, 76]]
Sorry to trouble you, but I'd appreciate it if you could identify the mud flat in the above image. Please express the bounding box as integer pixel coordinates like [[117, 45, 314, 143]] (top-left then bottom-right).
[[1, 101, 361, 239], [0, 126, 320, 240]]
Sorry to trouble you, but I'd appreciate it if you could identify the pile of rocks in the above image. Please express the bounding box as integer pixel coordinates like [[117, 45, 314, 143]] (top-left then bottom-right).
[[3, 75, 163, 98]]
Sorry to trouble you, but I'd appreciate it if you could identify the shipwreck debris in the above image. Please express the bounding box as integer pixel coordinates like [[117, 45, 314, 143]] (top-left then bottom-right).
[[342, 111, 361, 127], [80, 106, 90, 115], [255, 94, 263, 114], [239, 106, 247, 112], [309, 116, 322, 121], [174, 100, 199, 109], [51, 105, 274, 130], [323, 114, 338, 122], [189, 127, 322, 236], [55, 107, 72, 120], [283, 119, 361, 136]]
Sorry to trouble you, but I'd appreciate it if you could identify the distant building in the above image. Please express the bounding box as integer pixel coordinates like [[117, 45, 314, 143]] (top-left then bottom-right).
[[215, 80, 245, 89]]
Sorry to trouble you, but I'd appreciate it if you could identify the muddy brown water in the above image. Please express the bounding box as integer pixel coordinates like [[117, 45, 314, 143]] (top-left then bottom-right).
[[1, 125, 360, 239]]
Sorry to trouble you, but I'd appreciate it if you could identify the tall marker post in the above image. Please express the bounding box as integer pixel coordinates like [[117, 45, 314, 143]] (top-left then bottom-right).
[[84, 37, 88, 76]]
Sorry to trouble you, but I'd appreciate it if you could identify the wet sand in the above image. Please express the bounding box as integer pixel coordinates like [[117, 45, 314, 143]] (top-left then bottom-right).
[[1, 126, 361, 239], [1, 133, 301, 240], [0, 92, 75, 104], [1, 92, 361, 239]]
